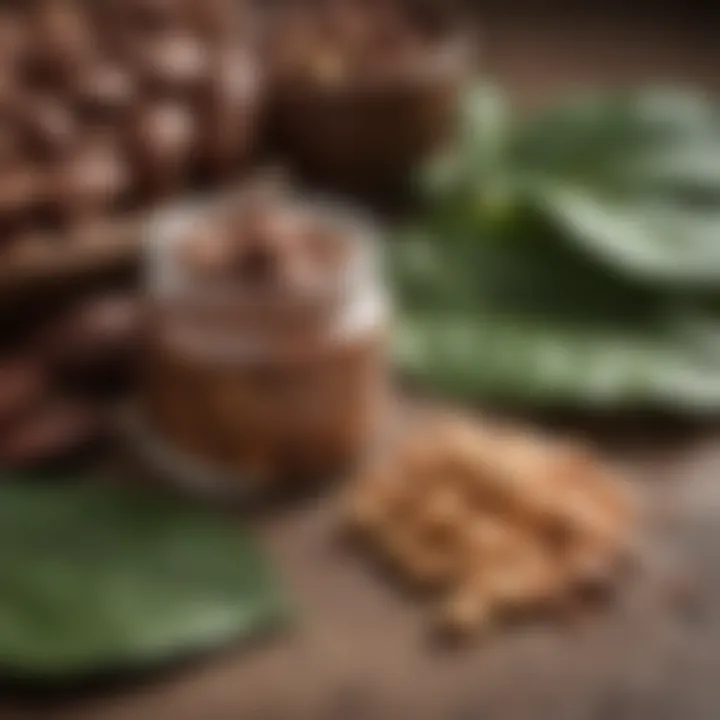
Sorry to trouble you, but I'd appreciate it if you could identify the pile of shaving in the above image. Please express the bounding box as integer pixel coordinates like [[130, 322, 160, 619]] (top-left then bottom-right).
[[344, 415, 637, 638]]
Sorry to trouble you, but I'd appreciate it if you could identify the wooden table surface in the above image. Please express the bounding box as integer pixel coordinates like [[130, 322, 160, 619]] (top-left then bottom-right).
[[3, 13, 720, 720], [1, 420, 719, 720]]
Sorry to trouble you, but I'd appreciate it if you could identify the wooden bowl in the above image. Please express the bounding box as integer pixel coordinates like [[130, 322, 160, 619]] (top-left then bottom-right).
[[271, 37, 471, 197]]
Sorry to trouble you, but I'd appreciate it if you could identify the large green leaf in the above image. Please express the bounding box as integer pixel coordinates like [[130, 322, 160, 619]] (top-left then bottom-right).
[[424, 83, 510, 197], [396, 312, 720, 411], [426, 85, 720, 286], [0, 483, 285, 682], [536, 186, 720, 287], [509, 89, 720, 286], [509, 88, 719, 185], [389, 226, 720, 411], [391, 84, 720, 410], [389, 217, 667, 325]]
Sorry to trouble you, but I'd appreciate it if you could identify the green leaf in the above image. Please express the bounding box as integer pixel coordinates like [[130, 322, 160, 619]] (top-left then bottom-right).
[[388, 214, 667, 325], [536, 186, 720, 286], [423, 82, 510, 195], [625, 140, 720, 198], [0, 483, 285, 682], [420, 83, 517, 235], [395, 312, 720, 411], [508, 88, 720, 285], [396, 84, 720, 410], [510, 87, 718, 185], [387, 224, 697, 409]]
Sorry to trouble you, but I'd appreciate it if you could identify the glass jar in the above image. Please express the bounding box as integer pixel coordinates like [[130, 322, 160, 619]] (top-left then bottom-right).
[[138, 192, 390, 498]]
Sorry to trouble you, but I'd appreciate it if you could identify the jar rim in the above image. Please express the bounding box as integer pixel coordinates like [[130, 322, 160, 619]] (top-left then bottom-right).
[[144, 185, 382, 308]]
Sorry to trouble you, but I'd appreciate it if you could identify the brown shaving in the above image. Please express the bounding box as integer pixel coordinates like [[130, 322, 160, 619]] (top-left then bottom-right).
[[344, 415, 637, 639]]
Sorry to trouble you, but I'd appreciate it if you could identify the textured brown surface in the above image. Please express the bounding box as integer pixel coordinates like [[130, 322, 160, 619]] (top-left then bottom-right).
[[0, 421, 718, 720], [3, 13, 720, 720]]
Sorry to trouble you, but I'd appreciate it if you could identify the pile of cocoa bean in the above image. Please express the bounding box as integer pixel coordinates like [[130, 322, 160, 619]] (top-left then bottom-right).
[[0, 0, 468, 258], [0, 292, 140, 470], [0, 0, 261, 259]]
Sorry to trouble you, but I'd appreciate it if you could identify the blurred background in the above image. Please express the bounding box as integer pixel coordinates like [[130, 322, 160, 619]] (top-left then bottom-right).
[[1, 2, 720, 719], [476, 7, 720, 103]]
